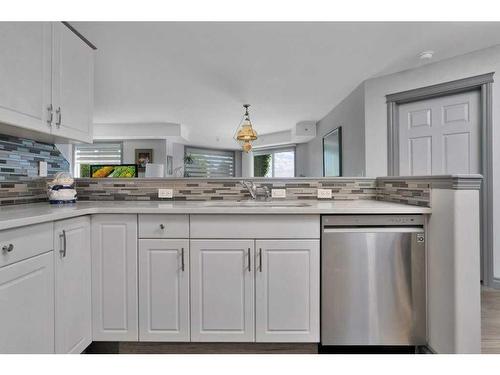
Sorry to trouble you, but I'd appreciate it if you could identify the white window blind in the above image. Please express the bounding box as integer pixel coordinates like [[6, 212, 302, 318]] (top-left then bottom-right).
[[184, 147, 235, 177], [74, 143, 122, 177]]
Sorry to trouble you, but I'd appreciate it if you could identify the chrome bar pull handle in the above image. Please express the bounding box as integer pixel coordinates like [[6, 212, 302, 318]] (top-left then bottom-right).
[[181, 247, 185, 272], [248, 248, 251, 272], [55, 107, 62, 127], [259, 248, 262, 272], [59, 230, 67, 257], [47, 104, 53, 125]]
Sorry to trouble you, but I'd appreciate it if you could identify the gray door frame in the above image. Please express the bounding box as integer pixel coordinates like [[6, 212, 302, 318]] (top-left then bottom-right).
[[386, 72, 495, 288]]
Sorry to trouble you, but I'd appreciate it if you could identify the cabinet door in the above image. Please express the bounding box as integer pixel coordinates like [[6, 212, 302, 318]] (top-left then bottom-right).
[[91, 214, 138, 341], [139, 239, 190, 341], [255, 240, 320, 342], [54, 216, 91, 354], [0, 252, 54, 353], [190, 240, 254, 342], [0, 22, 52, 133], [51, 22, 93, 143]]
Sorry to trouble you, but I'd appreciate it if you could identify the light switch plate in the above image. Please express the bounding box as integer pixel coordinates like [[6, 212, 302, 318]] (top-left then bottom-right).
[[39, 161, 48, 177], [271, 188, 286, 198], [317, 188, 332, 199], [158, 188, 173, 198]]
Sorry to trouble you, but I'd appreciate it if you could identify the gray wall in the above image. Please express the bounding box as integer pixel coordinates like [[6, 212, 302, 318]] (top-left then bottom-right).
[[297, 44, 500, 280], [363, 44, 500, 280], [297, 82, 366, 177], [122, 139, 167, 166], [295, 143, 309, 177], [122, 139, 167, 177], [364, 45, 500, 177]]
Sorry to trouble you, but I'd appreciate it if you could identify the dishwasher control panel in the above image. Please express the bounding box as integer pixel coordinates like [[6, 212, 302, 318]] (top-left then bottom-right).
[[322, 214, 425, 227]]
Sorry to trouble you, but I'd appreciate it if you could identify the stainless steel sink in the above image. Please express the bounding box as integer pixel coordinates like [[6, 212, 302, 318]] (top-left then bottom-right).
[[202, 200, 312, 208]]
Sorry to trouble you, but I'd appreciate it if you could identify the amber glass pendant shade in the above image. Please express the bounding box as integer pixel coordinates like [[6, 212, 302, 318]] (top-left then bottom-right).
[[234, 104, 258, 152]]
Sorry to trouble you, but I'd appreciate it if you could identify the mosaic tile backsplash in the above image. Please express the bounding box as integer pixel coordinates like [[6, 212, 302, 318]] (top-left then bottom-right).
[[0, 178, 48, 206], [0, 177, 430, 207], [376, 180, 431, 207], [75, 178, 381, 202], [0, 134, 69, 181]]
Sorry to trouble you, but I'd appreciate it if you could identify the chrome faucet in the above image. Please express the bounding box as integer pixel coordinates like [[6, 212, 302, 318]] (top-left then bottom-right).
[[240, 180, 257, 199], [239, 180, 271, 200]]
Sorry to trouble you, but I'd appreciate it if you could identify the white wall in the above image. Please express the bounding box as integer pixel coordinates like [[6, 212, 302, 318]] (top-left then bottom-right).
[[297, 82, 366, 177], [241, 151, 254, 178], [363, 44, 500, 280], [55, 143, 73, 175], [171, 142, 185, 177]]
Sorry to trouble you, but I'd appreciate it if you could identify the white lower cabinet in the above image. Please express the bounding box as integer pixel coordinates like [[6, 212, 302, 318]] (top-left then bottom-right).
[[255, 240, 320, 342], [91, 214, 138, 341], [0, 213, 321, 352], [54, 216, 92, 354], [190, 239, 255, 342], [0, 251, 54, 353], [138, 239, 190, 341]]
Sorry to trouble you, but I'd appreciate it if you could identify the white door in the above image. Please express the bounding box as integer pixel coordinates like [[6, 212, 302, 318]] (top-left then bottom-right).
[[255, 240, 320, 342], [190, 239, 254, 342], [398, 90, 480, 175], [91, 214, 138, 341], [51, 22, 93, 143], [0, 22, 52, 134], [139, 239, 190, 341], [54, 217, 92, 354], [0, 252, 54, 353]]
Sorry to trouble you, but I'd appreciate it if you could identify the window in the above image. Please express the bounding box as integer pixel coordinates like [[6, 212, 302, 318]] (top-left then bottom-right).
[[74, 142, 122, 177], [184, 147, 235, 177], [254, 147, 295, 177]]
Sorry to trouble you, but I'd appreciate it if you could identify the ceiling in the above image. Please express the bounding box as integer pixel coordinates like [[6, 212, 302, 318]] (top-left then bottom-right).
[[74, 22, 500, 149]]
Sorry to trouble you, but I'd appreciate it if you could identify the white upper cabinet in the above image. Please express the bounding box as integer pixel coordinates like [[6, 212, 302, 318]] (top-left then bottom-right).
[[0, 252, 54, 353], [0, 22, 94, 143], [91, 214, 138, 341], [51, 23, 94, 143], [54, 217, 92, 354], [190, 239, 255, 342], [0, 22, 52, 134], [138, 239, 190, 341], [255, 240, 320, 342]]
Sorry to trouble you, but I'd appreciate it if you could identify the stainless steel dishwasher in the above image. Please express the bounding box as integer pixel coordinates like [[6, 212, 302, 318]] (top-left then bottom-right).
[[321, 215, 426, 346]]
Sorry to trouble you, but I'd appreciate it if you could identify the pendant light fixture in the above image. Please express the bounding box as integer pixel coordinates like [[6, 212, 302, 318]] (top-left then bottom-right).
[[234, 104, 258, 152]]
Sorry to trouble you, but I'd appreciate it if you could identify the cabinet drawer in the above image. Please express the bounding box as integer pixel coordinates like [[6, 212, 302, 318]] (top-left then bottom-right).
[[0, 222, 54, 268], [190, 215, 320, 239], [139, 214, 189, 238]]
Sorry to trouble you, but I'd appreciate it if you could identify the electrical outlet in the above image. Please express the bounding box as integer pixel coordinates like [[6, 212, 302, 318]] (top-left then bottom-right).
[[271, 188, 286, 198], [317, 188, 332, 199], [158, 188, 173, 198], [39, 161, 48, 177]]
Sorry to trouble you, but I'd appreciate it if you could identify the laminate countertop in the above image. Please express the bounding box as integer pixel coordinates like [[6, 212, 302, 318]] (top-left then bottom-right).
[[0, 200, 431, 231]]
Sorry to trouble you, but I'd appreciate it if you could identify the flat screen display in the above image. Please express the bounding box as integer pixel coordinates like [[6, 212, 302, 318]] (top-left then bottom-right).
[[90, 164, 138, 178]]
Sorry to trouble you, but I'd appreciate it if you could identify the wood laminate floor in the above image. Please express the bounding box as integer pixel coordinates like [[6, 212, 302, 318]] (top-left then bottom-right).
[[482, 287, 500, 353], [86, 342, 319, 354], [86, 287, 500, 354]]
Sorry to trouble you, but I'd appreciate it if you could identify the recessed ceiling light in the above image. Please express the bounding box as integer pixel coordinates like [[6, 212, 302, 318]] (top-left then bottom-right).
[[419, 50, 434, 60]]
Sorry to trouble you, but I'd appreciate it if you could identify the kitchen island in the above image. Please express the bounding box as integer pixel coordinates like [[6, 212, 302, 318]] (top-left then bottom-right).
[[0, 175, 481, 354]]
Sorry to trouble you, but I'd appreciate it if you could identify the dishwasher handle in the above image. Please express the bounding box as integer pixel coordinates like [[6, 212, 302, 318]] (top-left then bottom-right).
[[323, 227, 424, 234]]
